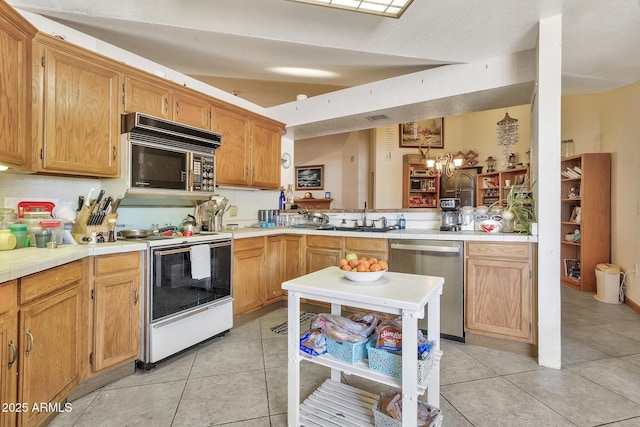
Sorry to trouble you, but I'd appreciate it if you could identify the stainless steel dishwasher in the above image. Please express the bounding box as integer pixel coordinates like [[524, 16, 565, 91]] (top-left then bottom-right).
[[388, 239, 464, 341]]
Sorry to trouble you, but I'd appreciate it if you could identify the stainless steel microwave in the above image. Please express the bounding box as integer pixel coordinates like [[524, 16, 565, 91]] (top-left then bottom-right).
[[410, 179, 425, 190], [102, 113, 222, 200]]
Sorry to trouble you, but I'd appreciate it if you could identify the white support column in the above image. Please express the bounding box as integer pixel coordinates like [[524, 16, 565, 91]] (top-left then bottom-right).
[[534, 15, 563, 369]]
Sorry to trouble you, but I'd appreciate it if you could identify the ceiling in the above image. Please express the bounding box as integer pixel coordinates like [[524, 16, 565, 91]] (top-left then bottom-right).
[[8, 0, 640, 109]]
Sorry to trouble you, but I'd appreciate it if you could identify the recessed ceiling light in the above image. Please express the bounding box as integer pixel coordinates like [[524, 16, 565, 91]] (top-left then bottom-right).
[[270, 67, 339, 78], [287, 0, 414, 18]]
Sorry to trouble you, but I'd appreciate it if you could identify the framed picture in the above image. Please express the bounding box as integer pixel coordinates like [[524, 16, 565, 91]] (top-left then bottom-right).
[[399, 117, 444, 148], [295, 165, 324, 190]]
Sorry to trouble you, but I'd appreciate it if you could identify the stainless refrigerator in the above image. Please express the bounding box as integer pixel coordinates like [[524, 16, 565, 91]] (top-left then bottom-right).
[[439, 166, 482, 207]]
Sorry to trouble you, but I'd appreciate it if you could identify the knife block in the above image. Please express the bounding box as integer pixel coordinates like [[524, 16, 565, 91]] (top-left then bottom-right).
[[71, 205, 118, 243]]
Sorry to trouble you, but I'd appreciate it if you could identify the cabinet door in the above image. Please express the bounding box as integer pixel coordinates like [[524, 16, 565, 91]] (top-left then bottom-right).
[[266, 236, 285, 302], [174, 91, 211, 130], [307, 247, 342, 274], [0, 281, 18, 427], [18, 285, 82, 427], [123, 75, 171, 119], [233, 238, 265, 316], [93, 272, 141, 372], [283, 235, 305, 282], [35, 42, 120, 176], [251, 120, 281, 189], [465, 257, 533, 343], [214, 106, 252, 187], [0, 10, 30, 168]]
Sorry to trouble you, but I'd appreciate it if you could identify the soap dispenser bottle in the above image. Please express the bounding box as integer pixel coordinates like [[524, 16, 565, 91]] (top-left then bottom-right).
[[279, 188, 286, 210]]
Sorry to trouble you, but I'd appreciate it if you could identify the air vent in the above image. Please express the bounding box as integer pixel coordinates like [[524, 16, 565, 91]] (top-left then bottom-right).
[[366, 114, 389, 121]]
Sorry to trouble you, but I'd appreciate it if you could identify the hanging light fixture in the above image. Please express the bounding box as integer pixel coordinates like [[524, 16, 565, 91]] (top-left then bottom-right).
[[496, 112, 520, 169]]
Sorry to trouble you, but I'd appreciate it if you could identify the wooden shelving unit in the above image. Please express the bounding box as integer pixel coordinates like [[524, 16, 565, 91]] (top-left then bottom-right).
[[402, 162, 440, 208], [476, 167, 529, 207], [560, 153, 611, 292]]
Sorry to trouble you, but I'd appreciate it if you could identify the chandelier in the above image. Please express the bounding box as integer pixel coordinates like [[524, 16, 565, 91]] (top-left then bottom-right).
[[496, 112, 520, 169], [419, 146, 463, 177]]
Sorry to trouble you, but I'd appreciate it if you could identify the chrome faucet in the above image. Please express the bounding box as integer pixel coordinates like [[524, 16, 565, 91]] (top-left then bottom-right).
[[362, 202, 367, 227]]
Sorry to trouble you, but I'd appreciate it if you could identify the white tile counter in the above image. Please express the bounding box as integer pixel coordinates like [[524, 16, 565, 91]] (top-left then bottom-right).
[[227, 226, 538, 243], [0, 241, 146, 283]]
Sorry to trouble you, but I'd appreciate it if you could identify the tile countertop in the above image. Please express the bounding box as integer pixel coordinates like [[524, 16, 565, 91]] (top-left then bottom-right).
[[0, 241, 147, 284], [227, 226, 538, 242], [0, 227, 536, 284]]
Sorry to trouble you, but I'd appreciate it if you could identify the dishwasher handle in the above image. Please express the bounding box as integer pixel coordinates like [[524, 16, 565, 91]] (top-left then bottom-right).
[[390, 242, 461, 253]]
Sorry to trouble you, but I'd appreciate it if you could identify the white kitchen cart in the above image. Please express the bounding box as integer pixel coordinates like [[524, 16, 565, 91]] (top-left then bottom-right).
[[283, 266, 444, 426]]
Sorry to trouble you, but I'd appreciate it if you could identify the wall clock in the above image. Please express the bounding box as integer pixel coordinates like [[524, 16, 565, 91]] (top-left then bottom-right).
[[281, 152, 292, 169]]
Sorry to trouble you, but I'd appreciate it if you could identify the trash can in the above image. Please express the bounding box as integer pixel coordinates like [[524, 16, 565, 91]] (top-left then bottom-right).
[[594, 263, 621, 304]]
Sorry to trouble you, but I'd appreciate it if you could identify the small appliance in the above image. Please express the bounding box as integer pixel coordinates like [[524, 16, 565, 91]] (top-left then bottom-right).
[[440, 198, 462, 231]]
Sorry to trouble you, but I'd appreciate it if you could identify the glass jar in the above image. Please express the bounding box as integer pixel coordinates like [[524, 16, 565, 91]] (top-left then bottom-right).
[[474, 206, 489, 231], [285, 184, 294, 209], [460, 206, 475, 231]]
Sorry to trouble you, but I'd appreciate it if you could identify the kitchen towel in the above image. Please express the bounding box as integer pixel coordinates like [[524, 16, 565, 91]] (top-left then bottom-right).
[[190, 244, 211, 280]]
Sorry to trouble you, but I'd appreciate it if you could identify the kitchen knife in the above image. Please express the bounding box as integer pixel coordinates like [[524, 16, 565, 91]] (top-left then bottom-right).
[[89, 190, 105, 225], [77, 196, 84, 212]]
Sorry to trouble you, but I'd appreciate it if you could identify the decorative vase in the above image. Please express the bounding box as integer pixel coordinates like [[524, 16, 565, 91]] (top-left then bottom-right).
[[501, 209, 515, 233]]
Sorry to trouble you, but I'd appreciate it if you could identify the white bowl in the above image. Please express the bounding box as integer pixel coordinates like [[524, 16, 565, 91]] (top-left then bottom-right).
[[480, 219, 502, 233], [343, 269, 387, 282]]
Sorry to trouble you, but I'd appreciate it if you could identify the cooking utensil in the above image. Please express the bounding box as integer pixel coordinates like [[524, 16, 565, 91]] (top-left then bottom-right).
[[119, 229, 154, 238]]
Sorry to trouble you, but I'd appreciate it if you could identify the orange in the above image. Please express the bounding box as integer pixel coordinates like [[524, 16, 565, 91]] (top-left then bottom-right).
[[378, 260, 388, 270], [341, 264, 352, 271], [368, 257, 378, 265], [369, 263, 382, 272], [348, 259, 360, 268], [356, 263, 369, 272], [339, 259, 348, 267]]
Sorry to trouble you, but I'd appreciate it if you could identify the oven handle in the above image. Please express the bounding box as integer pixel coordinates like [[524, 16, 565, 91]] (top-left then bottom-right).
[[390, 243, 461, 253], [152, 305, 211, 328], [153, 241, 230, 256]]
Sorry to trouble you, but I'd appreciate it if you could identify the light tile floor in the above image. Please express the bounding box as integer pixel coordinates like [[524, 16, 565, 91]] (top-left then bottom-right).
[[50, 286, 640, 426]]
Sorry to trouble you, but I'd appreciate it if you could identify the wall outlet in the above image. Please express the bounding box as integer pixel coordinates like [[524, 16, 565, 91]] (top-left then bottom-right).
[[229, 205, 238, 217]]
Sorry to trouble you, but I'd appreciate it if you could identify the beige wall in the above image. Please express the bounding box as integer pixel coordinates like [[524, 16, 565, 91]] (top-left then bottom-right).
[[563, 82, 640, 305]]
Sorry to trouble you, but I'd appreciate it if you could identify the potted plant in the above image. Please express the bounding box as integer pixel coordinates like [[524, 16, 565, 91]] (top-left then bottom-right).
[[492, 180, 536, 234]]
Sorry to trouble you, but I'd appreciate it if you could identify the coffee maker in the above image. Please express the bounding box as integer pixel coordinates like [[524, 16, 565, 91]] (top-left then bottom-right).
[[439, 198, 462, 231]]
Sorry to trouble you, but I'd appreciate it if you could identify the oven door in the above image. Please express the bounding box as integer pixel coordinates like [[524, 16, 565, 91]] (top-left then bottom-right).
[[130, 142, 188, 190], [150, 239, 232, 322]]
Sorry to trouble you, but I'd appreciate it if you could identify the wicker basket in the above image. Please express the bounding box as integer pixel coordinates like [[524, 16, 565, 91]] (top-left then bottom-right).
[[373, 401, 443, 427], [326, 337, 372, 364], [366, 341, 435, 385]]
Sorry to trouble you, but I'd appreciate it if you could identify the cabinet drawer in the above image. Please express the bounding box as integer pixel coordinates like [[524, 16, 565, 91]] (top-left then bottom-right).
[[94, 252, 140, 275], [466, 242, 530, 259], [0, 280, 17, 314], [19, 260, 83, 304], [307, 235, 342, 250], [344, 237, 387, 253], [234, 236, 265, 252]]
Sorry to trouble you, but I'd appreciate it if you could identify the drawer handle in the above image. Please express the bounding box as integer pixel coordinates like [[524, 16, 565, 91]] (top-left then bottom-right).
[[390, 243, 461, 253], [26, 330, 34, 356], [8, 339, 17, 369], [134, 288, 139, 305]]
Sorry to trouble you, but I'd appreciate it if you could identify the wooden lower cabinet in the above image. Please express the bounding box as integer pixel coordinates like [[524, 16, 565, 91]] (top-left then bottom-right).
[[344, 237, 388, 262], [0, 281, 18, 427], [233, 237, 266, 316], [266, 235, 305, 303], [465, 242, 536, 344], [18, 261, 84, 427], [90, 253, 142, 374], [306, 235, 342, 274], [306, 236, 389, 274]]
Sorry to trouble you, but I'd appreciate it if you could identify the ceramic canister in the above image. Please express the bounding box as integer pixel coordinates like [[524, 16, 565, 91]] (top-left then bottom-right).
[[0, 229, 17, 250]]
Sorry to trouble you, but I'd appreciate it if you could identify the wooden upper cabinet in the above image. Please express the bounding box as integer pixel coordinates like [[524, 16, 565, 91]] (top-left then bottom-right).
[[31, 35, 121, 177], [0, 2, 35, 169], [214, 104, 283, 190], [173, 90, 212, 130], [123, 75, 171, 120], [123, 75, 212, 130], [214, 105, 252, 187], [252, 119, 282, 189]]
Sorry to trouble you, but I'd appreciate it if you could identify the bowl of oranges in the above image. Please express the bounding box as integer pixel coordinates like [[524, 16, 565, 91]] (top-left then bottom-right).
[[339, 253, 388, 282]]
